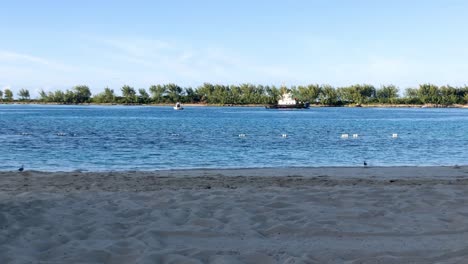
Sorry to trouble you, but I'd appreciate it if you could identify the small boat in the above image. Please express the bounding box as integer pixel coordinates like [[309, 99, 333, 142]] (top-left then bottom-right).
[[265, 92, 309, 109], [173, 102, 184, 110]]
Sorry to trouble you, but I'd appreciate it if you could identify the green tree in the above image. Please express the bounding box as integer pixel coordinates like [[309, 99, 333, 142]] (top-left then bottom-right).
[[73, 85, 91, 103], [0, 90, 3, 101], [64, 90, 76, 104], [462, 86, 468, 104], [360, 84, 377, 102], [4, 89, 13, 101], [121, 85, 137, 104], [48, 90, 65, 103], [211, 84, 231, 104], [184, 87, 200, 103], [404, 87, 421, 104], [138, 88, 150, 104], [439, 85, 459, 105], [376, 85, 399, 104], [39, 90, 49, 102], [18, 89, 30, 101], [230, 85, 242, 104], [289, 86, 298, 100], [252, 85, 266, 104], [319, 85, 338, 105], [165, 83, 183, 103], [196, 83, 215, 103], [279, 86, 289, 96], [253, 84, 267, 104], [418, 84, 440, 104], [297, 84, 321, 104], [265, 85, 280, 104], [93, 87, 116, 103], [239, 84, 257, 104], [149, 85, 166, 103], [344, 84, 376, 104], [10, 82, 468, 106], [336, 86, 354, 104]]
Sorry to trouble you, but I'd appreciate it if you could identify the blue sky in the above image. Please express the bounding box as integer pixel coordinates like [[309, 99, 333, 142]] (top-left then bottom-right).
[[1, 0, 468, 96]]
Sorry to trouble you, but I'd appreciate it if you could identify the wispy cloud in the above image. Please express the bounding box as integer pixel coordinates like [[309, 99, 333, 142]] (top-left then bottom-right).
[[0, 51, 52, 65], [0, 50, 74, 71], [0, 50, 79, 97], [96, 36, 299, 85], [101, 37, 173, 58]]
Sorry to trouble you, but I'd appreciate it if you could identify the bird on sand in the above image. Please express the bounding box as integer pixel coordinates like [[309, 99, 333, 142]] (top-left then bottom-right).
[[363, 161, 367, 167], [18, 165, 24, 172]]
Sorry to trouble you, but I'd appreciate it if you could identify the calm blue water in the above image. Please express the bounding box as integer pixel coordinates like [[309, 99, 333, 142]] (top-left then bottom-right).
[[0, 104, 467, 171]]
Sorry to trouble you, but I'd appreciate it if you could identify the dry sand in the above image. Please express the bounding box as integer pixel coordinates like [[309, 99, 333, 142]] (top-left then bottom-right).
[[1, 166, 468, 263]]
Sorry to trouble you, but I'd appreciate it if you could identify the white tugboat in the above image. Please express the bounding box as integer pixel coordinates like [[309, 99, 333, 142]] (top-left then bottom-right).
[[173, 102, 183, 110], [265, 92, 309, 109]]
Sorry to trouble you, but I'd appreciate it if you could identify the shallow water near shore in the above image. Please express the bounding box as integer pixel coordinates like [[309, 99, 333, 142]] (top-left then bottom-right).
[[1, 104, 467, 171]]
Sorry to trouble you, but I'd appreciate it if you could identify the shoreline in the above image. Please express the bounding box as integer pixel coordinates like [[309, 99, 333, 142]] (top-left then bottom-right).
[[1, 101, 468, 108], [2, 166, 468, 193], [2, 165, 467, 177]]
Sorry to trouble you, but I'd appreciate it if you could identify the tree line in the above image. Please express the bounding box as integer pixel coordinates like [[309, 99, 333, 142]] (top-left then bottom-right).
[[1, 83, 468, 106]]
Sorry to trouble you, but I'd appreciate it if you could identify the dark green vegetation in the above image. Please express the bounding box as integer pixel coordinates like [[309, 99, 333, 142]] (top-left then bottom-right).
[[2, 83, 468, 106]]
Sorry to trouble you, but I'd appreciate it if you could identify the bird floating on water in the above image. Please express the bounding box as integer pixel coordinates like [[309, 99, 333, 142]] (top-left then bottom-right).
[[18, 165, 24, 172]]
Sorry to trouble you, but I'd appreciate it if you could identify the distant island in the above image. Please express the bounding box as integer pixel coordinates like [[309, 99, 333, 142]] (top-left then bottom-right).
[[1, 83, 467, 108]]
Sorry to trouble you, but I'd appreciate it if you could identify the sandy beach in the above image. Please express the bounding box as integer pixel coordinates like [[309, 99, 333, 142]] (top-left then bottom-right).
[[2, 166, 468, 263]]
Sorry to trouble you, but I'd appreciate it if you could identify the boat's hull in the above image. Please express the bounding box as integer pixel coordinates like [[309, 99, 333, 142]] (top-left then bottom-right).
[[173, 107, 184, 110]]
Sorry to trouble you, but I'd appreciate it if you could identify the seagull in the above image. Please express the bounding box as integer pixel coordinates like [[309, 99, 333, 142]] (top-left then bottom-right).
[[363, 161, 367, 167], [18, 165, 24, 172]]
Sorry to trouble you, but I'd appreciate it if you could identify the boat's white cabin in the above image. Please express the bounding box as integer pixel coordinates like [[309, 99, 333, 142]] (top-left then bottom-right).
[[278, 92, 297, 105]]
